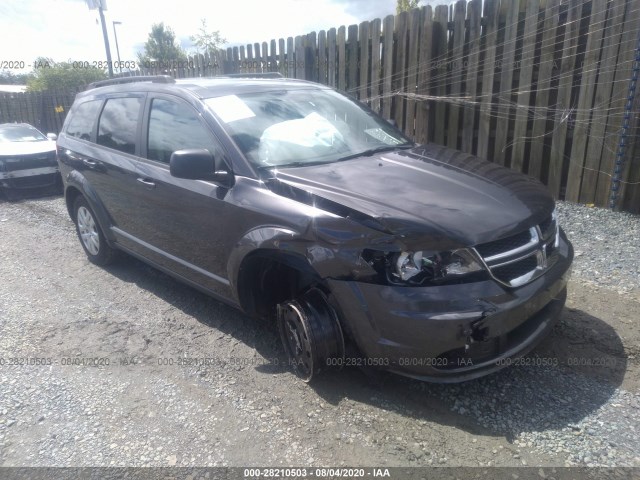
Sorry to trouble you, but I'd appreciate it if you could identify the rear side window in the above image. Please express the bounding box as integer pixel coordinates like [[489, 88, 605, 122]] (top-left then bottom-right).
[[65, 100, 102, 140], [97, 97, 142, 155], [147, 98, 216, 163]]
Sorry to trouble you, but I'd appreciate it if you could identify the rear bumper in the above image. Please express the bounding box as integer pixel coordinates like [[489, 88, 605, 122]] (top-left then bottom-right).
[[328, 233, 573, 382]]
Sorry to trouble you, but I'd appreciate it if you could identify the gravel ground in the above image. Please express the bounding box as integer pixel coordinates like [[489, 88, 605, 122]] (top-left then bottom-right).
[[0, 194, 639, 471], [556, 201, 640, 294]]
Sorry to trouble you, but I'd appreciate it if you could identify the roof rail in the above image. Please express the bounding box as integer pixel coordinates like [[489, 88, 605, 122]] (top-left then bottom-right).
[[221, 72, 284, 79], [87, 75, 175, 90]]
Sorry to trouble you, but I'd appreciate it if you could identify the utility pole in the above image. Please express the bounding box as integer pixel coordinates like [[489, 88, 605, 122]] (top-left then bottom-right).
[[86, 0, 113, 78], [113, 21, 122, 73]]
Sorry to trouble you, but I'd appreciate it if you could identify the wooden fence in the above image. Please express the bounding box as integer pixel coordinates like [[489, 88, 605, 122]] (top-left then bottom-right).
[[2, 0, 639, 211], [0, 88, 79, 136]]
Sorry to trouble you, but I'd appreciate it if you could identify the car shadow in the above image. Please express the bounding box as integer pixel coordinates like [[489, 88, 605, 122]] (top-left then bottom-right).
[[102, 256, 627, 440]]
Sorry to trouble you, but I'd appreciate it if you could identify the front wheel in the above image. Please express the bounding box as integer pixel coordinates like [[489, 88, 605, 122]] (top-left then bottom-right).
[[277, 287, 344, 382], [73, 196, 116, 266]]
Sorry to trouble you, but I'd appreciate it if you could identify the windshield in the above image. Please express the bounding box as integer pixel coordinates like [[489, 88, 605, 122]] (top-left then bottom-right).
[[0, 125, 47, 143], [205, 88, 412, 168]]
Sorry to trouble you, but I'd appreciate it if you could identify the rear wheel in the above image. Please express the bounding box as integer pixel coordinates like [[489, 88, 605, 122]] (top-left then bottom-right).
[[277, 287, 344, 382], [73, 196, 116, 265]]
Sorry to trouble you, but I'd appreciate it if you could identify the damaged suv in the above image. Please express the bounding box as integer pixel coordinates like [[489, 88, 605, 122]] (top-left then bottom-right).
[[57, 74, 573, 382]]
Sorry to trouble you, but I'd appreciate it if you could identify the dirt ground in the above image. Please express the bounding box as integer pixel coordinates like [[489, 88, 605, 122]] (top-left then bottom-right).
[[0, 193, 639, 469]]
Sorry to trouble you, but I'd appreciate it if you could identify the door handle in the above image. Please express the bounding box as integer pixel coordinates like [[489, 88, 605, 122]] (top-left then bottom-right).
[[82, 158, 98, 167], [137, 177, 156, 188]]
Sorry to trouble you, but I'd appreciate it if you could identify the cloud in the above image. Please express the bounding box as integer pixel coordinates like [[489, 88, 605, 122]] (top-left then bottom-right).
[[0, 0, 405, 73]]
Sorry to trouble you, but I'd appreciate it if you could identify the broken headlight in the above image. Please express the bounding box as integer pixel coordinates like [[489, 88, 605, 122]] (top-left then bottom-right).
[[363, 248, 486, 286]]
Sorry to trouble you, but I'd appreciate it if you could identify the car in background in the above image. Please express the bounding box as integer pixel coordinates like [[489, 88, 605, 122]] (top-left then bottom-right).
[[0, 123, 60, 199]]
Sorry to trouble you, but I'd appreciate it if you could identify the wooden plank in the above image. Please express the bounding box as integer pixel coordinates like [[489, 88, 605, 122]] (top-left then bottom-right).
[[359, 21, 370, 104], [232, 46, 240, 73], [432, 5, 449, 145], [287, 37, 295, 78], [511, 0, 541, 173], [26, 91, 38, 130], [404, 9, 421, 138], [382, 15, 394, 119], [461, 0, 481, 154], [493, 1, 521, 165], [306, 32, 318, 81], [295, 35, 305, 79], [327, 28, 337, 87], [279, 38, 286, 76], [347, 24, 358, 95], [239, 45, 246, 73], [447, 0, 466, 149], [251, 43, 262, 73], [270, 39, 277, 72], [370, 18, 382, 115], [415, 6, 433, 144], [254, 42, 261, 73], [225, 47, 233, 73], [337, 26, 346, 91], [596, 0, 640, 206], [528, 0, 561, 180], [262, 42, 269, 72], [393, 11, 408, 131], [564, 0, 608, 203], [580, 0, 628, 204], [476, 0, 500, 160], [620, 91, 640, 212], [246, 44, 253, 73], [318, 30, 327, 85], [548, 0, 581, 198]]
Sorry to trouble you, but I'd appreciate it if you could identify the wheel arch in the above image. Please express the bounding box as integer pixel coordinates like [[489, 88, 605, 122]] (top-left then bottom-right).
[[64, 171, 116, 246], [235, 248, 324, 319]]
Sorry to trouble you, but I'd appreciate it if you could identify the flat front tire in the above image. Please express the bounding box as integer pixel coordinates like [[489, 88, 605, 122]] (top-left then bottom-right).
[[73, 196, 116, 265], [277, 287, 344, 382]]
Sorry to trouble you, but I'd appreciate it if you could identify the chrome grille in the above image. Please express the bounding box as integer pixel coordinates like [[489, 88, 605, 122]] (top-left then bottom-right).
[[473, 213, 559, 288]]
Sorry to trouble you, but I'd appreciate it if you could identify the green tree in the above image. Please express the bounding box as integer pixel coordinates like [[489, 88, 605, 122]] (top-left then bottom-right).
[[190, 19, 226, 54], [26, 57, 106, 92], [0, 70, 30, 85], [137, 23, 187, 64], [396, 0, 420, 14]]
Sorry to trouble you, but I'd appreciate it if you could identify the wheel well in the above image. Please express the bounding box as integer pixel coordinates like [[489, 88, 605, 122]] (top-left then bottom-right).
[[65, 186, 82, 220], [237, 253, 321, 319]]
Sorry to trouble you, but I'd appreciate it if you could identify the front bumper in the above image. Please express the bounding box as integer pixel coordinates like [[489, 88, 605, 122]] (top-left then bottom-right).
[[0, 166, 60, 189], [328, 232, 573, 382]]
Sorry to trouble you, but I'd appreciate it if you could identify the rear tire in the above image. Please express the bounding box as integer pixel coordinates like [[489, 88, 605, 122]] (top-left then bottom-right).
[[73, 196, 116, 266], [277, 287, 344, 382]]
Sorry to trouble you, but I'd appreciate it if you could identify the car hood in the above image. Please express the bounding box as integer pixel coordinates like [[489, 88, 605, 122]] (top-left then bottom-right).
[[268, 144, 555, 248], [0, 140, 56, 157]]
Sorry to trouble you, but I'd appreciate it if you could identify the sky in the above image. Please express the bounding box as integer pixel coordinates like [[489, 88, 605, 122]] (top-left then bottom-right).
[[0, 0, 430, 74]]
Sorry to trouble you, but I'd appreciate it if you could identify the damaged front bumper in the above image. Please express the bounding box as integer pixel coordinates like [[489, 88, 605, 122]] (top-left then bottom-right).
[[327, 233, 573, 382]]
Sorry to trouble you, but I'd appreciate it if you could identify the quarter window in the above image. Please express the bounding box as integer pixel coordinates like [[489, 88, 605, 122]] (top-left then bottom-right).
[[65, 100, 102, 141], [97, 97, 142, 154], [147, 98, 216, 163]]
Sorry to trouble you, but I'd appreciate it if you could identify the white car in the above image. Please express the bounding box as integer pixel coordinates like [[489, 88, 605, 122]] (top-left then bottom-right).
[[0, 123, 60, 199]]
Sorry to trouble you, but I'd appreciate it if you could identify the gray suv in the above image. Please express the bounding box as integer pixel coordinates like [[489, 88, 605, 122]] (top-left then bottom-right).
[[57, 74, 573, 382]]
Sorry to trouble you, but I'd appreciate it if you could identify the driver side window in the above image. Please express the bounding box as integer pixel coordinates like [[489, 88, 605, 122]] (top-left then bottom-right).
[[147, 98, 218, 163]]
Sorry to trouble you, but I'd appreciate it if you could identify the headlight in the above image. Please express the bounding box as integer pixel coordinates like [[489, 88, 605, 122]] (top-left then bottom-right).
[[363, 248, 486, 286]]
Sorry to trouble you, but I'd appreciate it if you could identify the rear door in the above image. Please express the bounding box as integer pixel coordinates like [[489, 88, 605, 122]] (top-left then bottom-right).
[[60, 94, 147, 243]]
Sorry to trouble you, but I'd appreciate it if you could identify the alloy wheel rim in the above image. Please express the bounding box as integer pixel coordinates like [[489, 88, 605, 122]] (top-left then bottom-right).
[[77, 206, 100, 256]]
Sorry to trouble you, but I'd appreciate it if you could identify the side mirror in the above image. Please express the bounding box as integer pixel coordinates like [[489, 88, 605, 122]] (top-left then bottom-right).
[[386, 119, 397, 128], [169, 149, 234, 187], [46, 133, 57, 141]]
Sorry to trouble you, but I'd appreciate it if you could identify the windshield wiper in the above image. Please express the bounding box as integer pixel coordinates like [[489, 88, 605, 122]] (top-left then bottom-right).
[[258, 159, 335, 170], [335, 143, 413, 162]]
